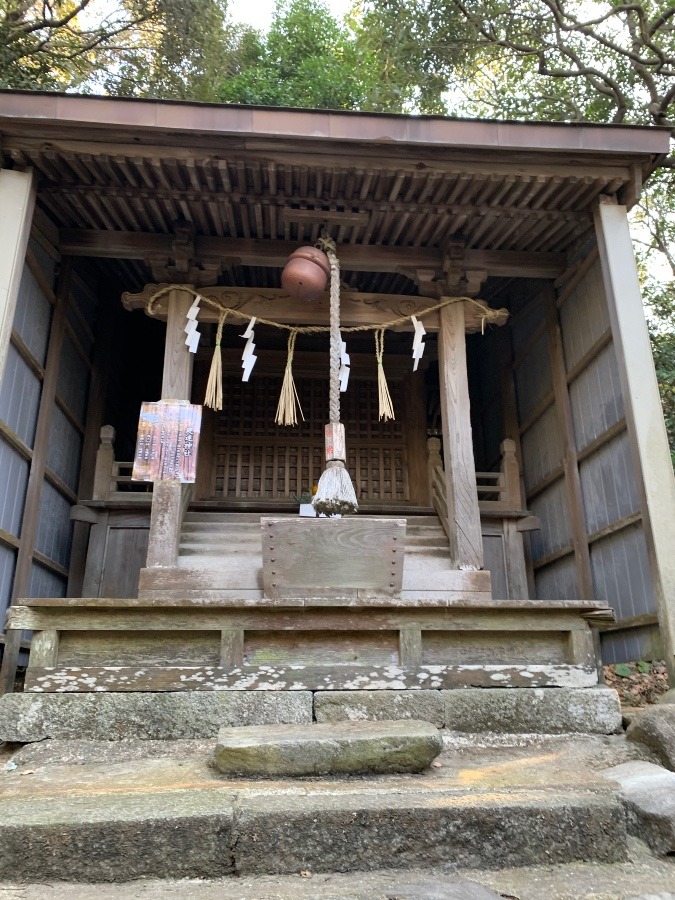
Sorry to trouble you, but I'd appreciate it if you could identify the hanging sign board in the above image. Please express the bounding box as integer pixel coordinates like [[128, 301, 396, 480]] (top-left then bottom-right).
[[132, 400, 202, 483]]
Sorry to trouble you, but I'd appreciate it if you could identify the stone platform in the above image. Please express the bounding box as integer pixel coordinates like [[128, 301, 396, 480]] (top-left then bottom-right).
[[0, 732, 641, 883], [0, 686, 622, 741]]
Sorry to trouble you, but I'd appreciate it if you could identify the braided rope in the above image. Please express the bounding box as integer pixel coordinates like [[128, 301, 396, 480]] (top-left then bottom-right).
[[144, 283, 506, 334], [326, 246, 341, 424]]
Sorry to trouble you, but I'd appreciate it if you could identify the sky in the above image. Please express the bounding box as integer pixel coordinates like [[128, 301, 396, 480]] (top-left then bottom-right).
[[227, 0, 353, 31]]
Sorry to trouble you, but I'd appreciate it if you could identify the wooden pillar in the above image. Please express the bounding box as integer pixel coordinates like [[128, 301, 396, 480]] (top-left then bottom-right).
[[0, 169, 36, 382], [594, 196, 675, 679], [146, 289, 195, 569], [437, 301, 483, 569]]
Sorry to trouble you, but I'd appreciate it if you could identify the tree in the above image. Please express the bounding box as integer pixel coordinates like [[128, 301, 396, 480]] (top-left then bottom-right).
[[216, 0, 390, 111], [0, 0, 244, 100], [361, 0, 675, 462]]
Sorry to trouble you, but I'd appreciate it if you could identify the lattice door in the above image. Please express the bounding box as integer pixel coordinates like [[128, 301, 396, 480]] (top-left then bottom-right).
[[211, 376, 409, 502]]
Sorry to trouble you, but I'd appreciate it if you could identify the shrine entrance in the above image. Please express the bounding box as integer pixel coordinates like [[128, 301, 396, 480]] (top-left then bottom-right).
[[203, 374, 408, 505]]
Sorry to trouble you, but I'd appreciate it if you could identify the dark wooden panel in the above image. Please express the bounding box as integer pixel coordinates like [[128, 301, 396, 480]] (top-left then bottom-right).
[[99, 527, 149, 599], [58, 630, 220, 666], [421, 630, 569, 665], [243, 629, 399, 667]]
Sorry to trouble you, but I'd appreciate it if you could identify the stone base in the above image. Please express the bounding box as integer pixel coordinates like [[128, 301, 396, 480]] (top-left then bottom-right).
[[315, 687, 622, 735], [213, 720, 442, 776], [0, 691, 312, 742], [0, 686, 622, 742]]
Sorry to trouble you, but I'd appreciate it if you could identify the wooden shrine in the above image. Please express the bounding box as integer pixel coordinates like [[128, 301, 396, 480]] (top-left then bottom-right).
[[0, 92, 673, 706]]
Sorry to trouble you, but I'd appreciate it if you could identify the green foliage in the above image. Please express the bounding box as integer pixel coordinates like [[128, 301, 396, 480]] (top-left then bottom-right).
[[615, 663, 632, 677], [636, 660, 652, 673], [216, 0, 383, 110]]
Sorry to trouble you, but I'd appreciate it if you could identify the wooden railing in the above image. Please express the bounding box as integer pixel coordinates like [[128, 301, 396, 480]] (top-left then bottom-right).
[[427, 436, 523, 535], [92, 426, 151, 500], [428, 436, 537, 598]]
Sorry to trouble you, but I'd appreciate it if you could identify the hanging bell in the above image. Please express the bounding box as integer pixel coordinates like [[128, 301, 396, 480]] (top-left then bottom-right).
[[281, 245, 330, 302]]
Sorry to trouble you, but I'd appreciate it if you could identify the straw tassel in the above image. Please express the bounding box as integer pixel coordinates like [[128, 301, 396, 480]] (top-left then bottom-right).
[[375, 328, 395, 421], [275, 329, 304, 426], [204, 310, 227, 411]]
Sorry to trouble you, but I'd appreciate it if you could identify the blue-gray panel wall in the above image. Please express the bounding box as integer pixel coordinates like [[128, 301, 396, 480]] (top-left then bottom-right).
[[534, 555, 578, 600], [514, 334, 551, 424], [0, 440, 28, 537], [590, 525, 655, 623], [11, 265, 51, 366], [56, 333, 89, 424], [0, 344, 41, 447], [34, 482, 73, 569], [559, 258, 657, 662], [569, 343, 624, 451], [579, 431, 639, 535], [28, 562, 66, 599], [520, 403, 563, 493], [529, 479, 572, 562], [46, 406, 82, 493]]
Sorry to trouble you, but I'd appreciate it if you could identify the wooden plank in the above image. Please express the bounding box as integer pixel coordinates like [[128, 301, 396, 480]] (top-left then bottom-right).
[[437, 302, 483, 569], [7, 604, 592, 634], [220, 629, 244, 666], [24, 662, 598, 693], [261, 516, 406, 599], [599, 612, 659, 634], [594, 196, 675, 679], [398, 627, 422, 666], [27, 630, 60, 667]]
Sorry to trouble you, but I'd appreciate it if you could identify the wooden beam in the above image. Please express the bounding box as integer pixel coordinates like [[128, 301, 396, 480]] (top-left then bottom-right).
[[123, 284, 508, 334], [0, 169, 36, 382], [437, 302, 483, 569], [61, 230, 566, 279], [594, 196, 675, 681]]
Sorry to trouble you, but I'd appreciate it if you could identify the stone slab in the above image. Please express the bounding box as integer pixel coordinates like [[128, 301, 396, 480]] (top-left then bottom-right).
[[0, 691, 312, 741], [602, 760, 675, 856], [213, 719, 442, 776], [442, 687, 622, 734], [0, 790, 234, 882], [314, 690, 444, 727], [234, 789, 627, 874], [627, 705, 675, 770]]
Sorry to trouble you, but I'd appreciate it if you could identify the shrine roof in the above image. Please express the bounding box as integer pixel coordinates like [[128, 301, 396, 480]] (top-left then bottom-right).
[[0, 90, 669, 299]]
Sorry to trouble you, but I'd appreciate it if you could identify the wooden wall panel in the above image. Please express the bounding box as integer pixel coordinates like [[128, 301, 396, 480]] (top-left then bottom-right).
[[569, 344, 624, 450], [46, 406, 83, 493], [529, 480, 572, 561], [28, 562, 66, 598], [0, 441, 28, 537], [514, 334, 551, 422], [534, 555, 578, 600], [557, 255, 659, 662], [590, 525, 655, 622], [10, 264, 51, 365], [520, 404, 564, 493], [559, 261, 610, 369], [579, 432, 638, 535], [0, 344, 42, 446]]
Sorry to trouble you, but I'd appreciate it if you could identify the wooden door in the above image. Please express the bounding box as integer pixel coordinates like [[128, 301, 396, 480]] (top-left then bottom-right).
[[204, 375, 409, 503]]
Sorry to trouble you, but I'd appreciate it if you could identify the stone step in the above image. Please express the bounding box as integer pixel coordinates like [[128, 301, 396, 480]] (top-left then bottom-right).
[[213, 719, 442, 776], [0, 731, 628, 882]]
